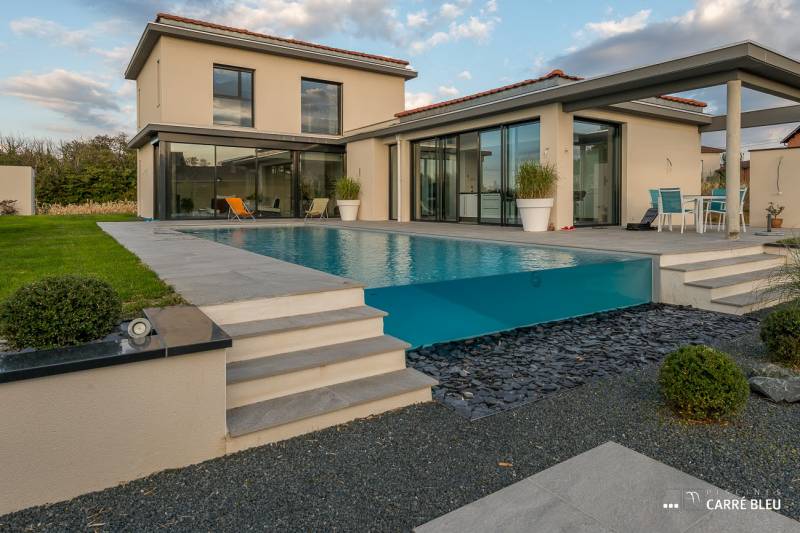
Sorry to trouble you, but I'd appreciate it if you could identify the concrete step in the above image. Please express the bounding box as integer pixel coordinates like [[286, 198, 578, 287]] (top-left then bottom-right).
[[710, 286, 788, 315], [662, 253, 785, 282], [658, 245, 765, 267], [201, 286, 365, 325], [223, 306, 387, 363], [685, 267, 785, 300], [225, 368, 437, 453], [226, 335, 410, 408]]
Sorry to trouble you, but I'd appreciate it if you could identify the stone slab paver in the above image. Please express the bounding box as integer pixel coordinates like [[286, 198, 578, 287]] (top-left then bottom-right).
[[99, 222, 361, 306], [415, 442, 800, 533]]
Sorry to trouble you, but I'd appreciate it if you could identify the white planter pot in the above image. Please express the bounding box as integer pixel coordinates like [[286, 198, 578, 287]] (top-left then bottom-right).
[[337, 199, 361, 221], [516, 198, 554, 232]]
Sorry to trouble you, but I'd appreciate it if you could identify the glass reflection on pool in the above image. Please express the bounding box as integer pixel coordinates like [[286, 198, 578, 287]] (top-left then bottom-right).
[[183, 226, 653, 347]]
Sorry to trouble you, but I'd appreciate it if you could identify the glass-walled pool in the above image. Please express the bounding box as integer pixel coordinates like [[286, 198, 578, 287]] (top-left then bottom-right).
[[184, 226, 652, 347]]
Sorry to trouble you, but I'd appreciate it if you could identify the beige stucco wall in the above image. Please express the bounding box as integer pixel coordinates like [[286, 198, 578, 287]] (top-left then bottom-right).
[[137, 142, 155, 218], [0, 349, 227, 515], [353, 105, 702, 227], [0, 165, 35, 215], [136, 39, 162, 129], [346, 138, 389, 220], [700, 152, 723, 178], [154, 36, 404, 135], [750, 147, 800, 228]]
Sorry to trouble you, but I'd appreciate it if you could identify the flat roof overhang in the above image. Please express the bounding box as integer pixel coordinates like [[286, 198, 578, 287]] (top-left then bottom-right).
[[128, 123, 346, 152], [124, 22, 418, 81], [345, 41, 800, 142]]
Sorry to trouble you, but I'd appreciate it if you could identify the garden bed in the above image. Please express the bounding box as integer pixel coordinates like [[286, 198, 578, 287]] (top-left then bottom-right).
[[408, 304, 758, 419]]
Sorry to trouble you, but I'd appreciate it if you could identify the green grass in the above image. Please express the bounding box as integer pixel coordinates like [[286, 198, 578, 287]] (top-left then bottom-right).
[[0, 215, 182, 317], [777, 237, 800, 246]]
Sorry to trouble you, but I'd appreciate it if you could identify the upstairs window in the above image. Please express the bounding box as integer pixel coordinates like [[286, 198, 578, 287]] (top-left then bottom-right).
[[213, 65, 253, 127], [301, 78, 341, 135]]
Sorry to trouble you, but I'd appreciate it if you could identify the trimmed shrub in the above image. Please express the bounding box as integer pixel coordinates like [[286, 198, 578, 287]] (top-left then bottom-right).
[[0, 276, 122, 350], [659, 345, 749, 421], [760, 307, 800, 367]]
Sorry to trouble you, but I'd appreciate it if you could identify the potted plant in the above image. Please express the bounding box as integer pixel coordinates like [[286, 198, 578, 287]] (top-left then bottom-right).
[[767, 202, 785, 229], [515, 160, 558, 232], [335, 176, 361, 221]]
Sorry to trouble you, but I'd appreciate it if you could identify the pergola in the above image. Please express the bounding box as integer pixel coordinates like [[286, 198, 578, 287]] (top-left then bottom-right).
[[555, 41, 800, 239]]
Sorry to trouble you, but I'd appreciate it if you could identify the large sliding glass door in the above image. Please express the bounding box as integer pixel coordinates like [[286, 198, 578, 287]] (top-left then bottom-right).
[[412, 121, 540, 226], [573, 120, 620, 226], [163, 142, 344, 219]]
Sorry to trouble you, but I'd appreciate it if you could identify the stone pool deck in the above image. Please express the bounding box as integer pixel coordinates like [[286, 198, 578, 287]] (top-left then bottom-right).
[[99, 222, 360, 306], [416, 442, 800, 533]]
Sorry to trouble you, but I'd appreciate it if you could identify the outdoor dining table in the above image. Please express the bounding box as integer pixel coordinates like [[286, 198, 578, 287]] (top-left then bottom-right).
[[683, 194, 724, 234]]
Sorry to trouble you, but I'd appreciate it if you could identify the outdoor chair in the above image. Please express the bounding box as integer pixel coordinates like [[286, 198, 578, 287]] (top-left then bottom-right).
[[304, 198, 329, 220], [704, 187, 748, 232], [225, 197, 256, 221], [657, 188, 696, 233]]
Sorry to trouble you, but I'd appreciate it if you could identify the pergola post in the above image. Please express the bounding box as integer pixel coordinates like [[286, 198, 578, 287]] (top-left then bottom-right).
[[725, 79, 742, 239]]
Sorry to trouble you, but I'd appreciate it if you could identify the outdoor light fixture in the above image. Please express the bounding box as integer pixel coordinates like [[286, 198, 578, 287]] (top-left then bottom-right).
[[127, 318, 152, 339]]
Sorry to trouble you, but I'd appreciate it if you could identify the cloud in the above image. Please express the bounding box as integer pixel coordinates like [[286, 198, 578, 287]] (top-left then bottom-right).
[[0, 69, 128, 130], [550, 0, 800, 77], [438, 85, 460, 97], [410, 16, 497, 54], [405, 91, 435, 110], [484, 0, 498, 14], [91, 45, 135, 63], [406, 9, 429, 28], [440, 3, 463, 19], [458, 70, 472, 80], [583, 9, 651, 38], [10, 17, 91, 48]]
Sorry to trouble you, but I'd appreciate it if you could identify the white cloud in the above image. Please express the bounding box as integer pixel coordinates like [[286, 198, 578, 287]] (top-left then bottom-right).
[[583, 9, 651, 38], [405, 91, 435, 109], [458, 70, 472, 80], [91, 45, 134, 63], [0, 69, 128, 130], [406, 9, 429, 28], [410, 16, 496, 54], [484, 0, 498, 13], [10, 17, 91, 48], [440, 3, 463, 19], [438, 85, 460, 97]]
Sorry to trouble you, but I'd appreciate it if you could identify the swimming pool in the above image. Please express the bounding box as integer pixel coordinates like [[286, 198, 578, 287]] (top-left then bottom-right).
[[184, 226, 652, 347]]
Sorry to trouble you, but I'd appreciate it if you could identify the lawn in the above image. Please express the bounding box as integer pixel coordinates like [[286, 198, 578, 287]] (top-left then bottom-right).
[[0, 215, 182, 316]]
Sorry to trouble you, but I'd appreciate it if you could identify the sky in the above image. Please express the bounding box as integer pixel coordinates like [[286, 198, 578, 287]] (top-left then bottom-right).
[[1, 0, 800, 152]]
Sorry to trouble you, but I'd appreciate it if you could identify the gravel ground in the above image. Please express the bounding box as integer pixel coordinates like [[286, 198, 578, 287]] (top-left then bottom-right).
[[2, 316, 798, 532], [408, 304, 758, 419]]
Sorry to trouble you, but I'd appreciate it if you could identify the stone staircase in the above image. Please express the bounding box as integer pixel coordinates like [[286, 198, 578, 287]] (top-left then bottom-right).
[[201, 286, 435, 454], [659, 245, 789, 314]]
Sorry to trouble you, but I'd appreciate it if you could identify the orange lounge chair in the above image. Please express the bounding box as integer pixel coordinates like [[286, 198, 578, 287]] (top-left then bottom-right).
[[225, 197, 256, 221]]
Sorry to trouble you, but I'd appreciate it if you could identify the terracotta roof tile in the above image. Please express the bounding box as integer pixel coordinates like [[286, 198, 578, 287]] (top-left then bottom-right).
[[656, 95, 707, 108], [155, 13, 410, 66]]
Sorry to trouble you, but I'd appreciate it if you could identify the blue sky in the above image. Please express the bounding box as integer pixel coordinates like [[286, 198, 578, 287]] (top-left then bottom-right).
[[1, 0, 799, 151]]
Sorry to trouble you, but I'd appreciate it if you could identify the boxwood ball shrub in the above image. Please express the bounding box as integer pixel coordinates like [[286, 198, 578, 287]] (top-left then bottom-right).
[[760, 307, 800, 367], [0, 275, 122, 350], [659, 345, 749, 421]]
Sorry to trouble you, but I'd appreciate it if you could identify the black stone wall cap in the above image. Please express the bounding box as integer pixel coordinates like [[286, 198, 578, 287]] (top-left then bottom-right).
[[0, 306, 231, 384]]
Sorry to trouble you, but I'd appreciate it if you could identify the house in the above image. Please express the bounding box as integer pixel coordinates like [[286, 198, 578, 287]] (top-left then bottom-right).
[[127, 13, 711, 228], [748, 125, 800, 228]]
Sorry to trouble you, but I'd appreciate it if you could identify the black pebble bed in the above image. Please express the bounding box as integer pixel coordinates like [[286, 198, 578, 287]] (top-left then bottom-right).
[[2, 306, 799, 532], [408, 303, 759, 419]]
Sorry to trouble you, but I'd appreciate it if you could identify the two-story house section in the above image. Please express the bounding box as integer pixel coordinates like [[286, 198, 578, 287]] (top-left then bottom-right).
[[126, 13, 416, 220]]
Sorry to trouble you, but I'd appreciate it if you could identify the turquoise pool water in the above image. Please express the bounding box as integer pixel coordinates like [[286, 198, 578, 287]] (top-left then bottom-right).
[[184, 226, 652, 347]]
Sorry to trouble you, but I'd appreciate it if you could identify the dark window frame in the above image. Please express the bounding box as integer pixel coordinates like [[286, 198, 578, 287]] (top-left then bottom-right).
[[572, 116, 622, 227], [213, 64, 254, 127], [388, 144, 398, 220], [301, 77, 343, 136]]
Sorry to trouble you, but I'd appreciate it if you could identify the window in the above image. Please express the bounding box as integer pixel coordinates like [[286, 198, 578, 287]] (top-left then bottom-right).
[[573, 119, 620, 226], [213, 66, 253, 127], [389, 145, 397, 220], [301, 78, 341, 135]]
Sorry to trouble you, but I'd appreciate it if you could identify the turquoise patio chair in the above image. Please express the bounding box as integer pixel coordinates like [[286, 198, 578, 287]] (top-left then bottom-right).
[[708, 187, 748, 233], [704, 187, 727, 231], [657, 188, 696, 233]]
